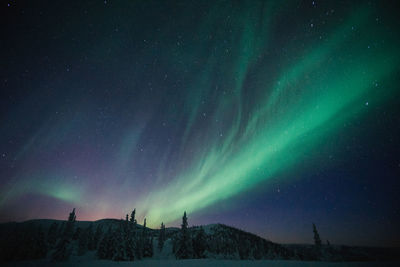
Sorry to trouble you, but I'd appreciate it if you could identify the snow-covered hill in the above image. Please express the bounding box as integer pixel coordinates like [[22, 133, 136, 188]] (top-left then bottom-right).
[[0, 218, 399, 264]]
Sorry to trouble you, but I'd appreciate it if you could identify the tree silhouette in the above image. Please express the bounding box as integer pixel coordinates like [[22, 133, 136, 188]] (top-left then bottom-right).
[[313, 223, 322, 247], [51, 208, 76, 261], [176, 211, 193, 259], [158, 222, 166, 251], [130, 209, 137, 224]]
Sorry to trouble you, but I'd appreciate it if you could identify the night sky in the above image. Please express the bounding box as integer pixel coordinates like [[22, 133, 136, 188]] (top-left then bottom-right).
[[1, 0, 400, 247]]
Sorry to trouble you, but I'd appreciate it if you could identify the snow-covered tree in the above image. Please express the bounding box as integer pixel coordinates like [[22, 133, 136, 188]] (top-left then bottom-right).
[[78, 227, 88, 256], [253, 238, 264, 260], [193, 226, 206, 258], [33, 225, 48, 259], [93, 224, 103, 250], [176, 211, 193, 259], [158, 222, 166, 251], [86, 224, 95, 250], [142, 218, 153, 258], [238, 239, 251, 259], [125, 228, 136, 261], [97, 227, 114, 259], [51, 208, 76, 261], [47, 222, 59, 248], [112, 226, 127, 261], [65, 208, 76, 238], [73, 227, 82, 240]]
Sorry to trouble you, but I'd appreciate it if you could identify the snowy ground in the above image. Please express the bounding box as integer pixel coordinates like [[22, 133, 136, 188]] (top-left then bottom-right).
[[3, 249, 399, 266], [3, 259, 399, 267]]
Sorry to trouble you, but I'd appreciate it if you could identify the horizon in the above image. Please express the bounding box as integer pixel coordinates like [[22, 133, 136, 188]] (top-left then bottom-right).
[[3, 216, 399, 248], [1, 208, 398, 248], [1, 0, 399, 250]]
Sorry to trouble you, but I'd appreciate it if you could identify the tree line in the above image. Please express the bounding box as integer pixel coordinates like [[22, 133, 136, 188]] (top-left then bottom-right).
[[0, 208, 326, 262]]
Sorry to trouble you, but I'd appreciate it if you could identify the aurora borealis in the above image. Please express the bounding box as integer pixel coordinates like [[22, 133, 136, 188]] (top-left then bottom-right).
[[1, 0, 399, 246]]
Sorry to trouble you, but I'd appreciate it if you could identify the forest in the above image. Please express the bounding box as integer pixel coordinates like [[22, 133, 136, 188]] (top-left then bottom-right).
[[0, 208, 398, 263]]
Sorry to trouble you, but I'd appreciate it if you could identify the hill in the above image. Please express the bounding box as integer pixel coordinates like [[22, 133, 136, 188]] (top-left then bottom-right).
[[0, 217, 399, 264]]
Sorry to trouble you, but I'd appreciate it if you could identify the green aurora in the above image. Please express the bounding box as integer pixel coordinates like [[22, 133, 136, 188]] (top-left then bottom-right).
[[136, 4, 400, 226]]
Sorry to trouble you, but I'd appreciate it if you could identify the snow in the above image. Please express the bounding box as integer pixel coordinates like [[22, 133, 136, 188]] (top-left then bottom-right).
[[2, 259, 399, 267], [2, 219, 398, 265], [152, 238, 175, 260], [201, 224, 220, 235]]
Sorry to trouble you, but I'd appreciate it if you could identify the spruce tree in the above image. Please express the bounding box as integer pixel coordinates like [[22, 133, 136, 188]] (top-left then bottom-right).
[[93, 225, 103, 250], [134, 227, 142, 260], [136, 218, 146, 259], [142, 218, 153, 258], [238, 239, 251, 259], [58, 222, 66, 237], [158, 222, 166, 251], [47, 222, 59, 248], [112, 226, 126, 261], [34, 226, 48, 259], [176, 211, 193, 259], [130, 209, 136, 224], [52, 238, 70, 261], [86, 224, 95, 250], [313, 223, 322, 247], [127, 209, 139, 259], [148, 236, 154, 257], [97, 227, 113, 259], [51, 208, 76, 261], [253, 238, 264, 260], [125, 228, 135, 261], [64, 208, 76, 238], [193, 227, 206, 258], [78, 227, 88, 256], [73, 227, 82, 240], [97, 235, 108, 259]]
